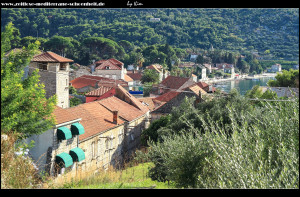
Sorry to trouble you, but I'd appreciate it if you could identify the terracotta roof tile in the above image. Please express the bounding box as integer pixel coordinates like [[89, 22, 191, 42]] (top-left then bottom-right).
[[85, 86, 113, 96], [70, 75, 128, 89], [138, 97, 156, 111], [95, 58, 124, 70], [146, 64, 163, 73], [115, 85, 149, 113], [196, 82, 216, 93], [153, 91, 180, 102], [138, 97, 165, 111], [31, 51, 73, 63], [124, 74, 134, 82], [185, 84, 207, 96], [98, 97, 145, 122], [160, 76, 192, 90], [126, 73, 142, 81], [95, 88, 116, 101], [66, 102, 124, 141], [53, 106, 80, 125]]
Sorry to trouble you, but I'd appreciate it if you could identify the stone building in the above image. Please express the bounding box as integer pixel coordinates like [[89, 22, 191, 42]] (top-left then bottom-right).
[[93, 58, 126, 80], [158, 75, 195, 95], [28, 51, 73, 109], [26, 52, 151, 178], [25, 106, 84, 176]]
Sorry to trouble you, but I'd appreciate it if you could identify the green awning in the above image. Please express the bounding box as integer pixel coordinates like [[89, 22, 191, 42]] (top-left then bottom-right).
[[69, 147, 85, 162], [71, 123, 85, 136], [55, 152, 73, 168], [57, 127, 72, 140]]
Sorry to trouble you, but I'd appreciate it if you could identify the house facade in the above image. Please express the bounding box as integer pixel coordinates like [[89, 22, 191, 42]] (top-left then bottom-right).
[[93, 58, 126, 80], [26, 86, 150, 177], [25, 106, 84, 176]]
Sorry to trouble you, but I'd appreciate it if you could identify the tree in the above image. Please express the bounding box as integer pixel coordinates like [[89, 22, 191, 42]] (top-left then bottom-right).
[[44, 35, 74, 57], [70, 97, 82, 107], [267, 69, 299, 88], [141, 69, 159, 84], [195, 54, 205, 65], [1, 23, 56, 139]]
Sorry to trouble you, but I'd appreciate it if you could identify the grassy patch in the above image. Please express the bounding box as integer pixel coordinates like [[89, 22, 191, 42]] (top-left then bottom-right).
[[58, 162, 174, 189]]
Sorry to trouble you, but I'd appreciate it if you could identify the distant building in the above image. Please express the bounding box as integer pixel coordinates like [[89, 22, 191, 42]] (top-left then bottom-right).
[[158, 75, 195, 95], [268, 64, 282, 73], [146, 64, 168, 82], [149, 18, 160, 22], [203, 64, 212, 74], [93, 58, 125, 80], [190, 54, 198, 62], [293, 65, 299, 70]]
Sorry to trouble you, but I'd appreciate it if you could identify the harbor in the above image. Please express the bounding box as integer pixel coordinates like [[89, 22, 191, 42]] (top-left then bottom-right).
[[207, 73, 277, 95]]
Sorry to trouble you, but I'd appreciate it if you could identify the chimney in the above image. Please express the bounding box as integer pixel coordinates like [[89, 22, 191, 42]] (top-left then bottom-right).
[[113, 110, 118, 124]]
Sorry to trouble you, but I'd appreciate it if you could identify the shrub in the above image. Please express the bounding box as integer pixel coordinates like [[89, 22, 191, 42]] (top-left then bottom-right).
[[1, 133, 43, 188], [147, 97, 299, 188]]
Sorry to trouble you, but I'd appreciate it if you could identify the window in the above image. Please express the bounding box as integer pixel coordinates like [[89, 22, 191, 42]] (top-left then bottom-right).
[[105, 66, 110, 70], [91, 142, 95, 159], [59, 63, 67, 71], [105, 139, 109, 150], [118, 129, 123, 145], [97, 139, 101, 157], [38, 62, 47, 70], [110, 135, 114, 149]]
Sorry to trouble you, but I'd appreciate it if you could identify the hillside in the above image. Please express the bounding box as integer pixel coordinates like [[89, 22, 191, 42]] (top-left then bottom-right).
[[1, 8, 299, 60]]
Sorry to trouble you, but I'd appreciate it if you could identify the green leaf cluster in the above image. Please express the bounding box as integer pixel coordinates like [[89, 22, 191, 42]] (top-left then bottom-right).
[[144, 90, 299, 188], [1, 23, 56, 139]]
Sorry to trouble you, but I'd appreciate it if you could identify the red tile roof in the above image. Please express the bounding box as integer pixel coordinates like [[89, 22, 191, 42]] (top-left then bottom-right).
[[115, 85, 149, 113], [153, 91, 180, 102], [95, 58, 124, 70], [124, 74, 133, 82], [85, 86, 113, 96], [184, 84, 207, 96], [70, 75, 128, 89], [95, 88, 116, 101], [160, 76, 193, 90], [196, 82, 216, 93], [31, 51, 73, 63], [98, 97, 145, 122], [53, 106, 80, 125], [146, 64, 163, 73], [126, 73, 142, 81], [70, 75, 100, 89], [66, 101, 124, 141]]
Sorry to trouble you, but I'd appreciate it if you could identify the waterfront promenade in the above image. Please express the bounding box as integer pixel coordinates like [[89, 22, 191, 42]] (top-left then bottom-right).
[[200, 73, 277, 84]]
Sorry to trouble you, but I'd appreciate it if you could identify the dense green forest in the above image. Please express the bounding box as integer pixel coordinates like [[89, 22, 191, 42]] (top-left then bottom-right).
[[1, 8, 299, 66]]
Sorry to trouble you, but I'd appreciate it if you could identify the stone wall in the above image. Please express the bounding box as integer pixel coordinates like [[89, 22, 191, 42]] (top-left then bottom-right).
[[93, 69, 124, 80], [56, 70, 69, 108], [78, 124, 126, 172], [28, 62, 70, 108], [50, 124, 79, 176]]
